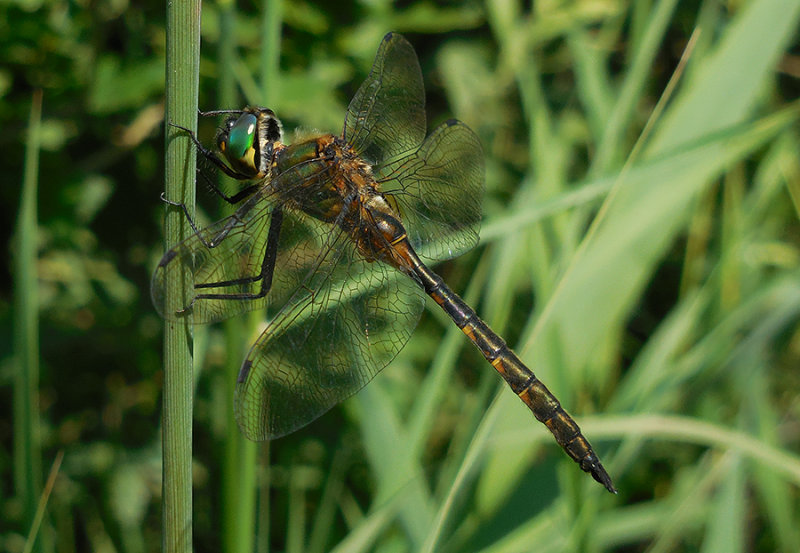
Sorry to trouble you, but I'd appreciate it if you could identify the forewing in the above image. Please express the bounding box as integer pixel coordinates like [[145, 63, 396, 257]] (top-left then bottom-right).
[[234, 221, 426, 440], [377, 119, 485, 262], [343, 32, 426, 167]]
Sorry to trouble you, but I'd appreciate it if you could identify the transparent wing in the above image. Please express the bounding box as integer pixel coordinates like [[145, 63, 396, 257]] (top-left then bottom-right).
[[234, 218, 426, 440], [377, 119, 485, 262], [343, 32, 426, 167]]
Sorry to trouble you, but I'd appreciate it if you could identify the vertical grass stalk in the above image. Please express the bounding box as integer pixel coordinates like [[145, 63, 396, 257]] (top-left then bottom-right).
[[256, 2, 283, 550], [163, 1, 201, 551], [213, 1, 260, 552], [14, 90, 48, 553], [259, 0, 282, 104]]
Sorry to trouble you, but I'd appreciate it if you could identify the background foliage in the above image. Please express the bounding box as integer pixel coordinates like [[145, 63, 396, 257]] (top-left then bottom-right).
[[2, 0, 799, 552]]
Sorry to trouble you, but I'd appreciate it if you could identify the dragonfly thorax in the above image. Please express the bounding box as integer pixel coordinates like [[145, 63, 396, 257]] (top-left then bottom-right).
[[275, 134, 382, 226], [272, 133, 411, 270]]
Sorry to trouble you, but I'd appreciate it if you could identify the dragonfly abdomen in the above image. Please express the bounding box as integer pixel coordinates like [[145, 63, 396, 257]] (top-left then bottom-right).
[[403, 249, 616, 493]]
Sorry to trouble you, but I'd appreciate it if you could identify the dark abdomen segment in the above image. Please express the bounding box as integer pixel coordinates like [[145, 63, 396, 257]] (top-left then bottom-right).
[[412, 258, 616, 493]]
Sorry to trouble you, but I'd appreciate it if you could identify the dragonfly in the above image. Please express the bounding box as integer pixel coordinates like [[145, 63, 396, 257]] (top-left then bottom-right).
[[152, 32, 615, 493]]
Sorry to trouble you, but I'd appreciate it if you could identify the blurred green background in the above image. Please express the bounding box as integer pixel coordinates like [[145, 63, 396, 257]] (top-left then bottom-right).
[[3, 0, 800, 552]]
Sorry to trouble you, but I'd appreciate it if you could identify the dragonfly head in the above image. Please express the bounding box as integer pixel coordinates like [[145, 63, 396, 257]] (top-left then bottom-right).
[[217, 107, 283, 179]]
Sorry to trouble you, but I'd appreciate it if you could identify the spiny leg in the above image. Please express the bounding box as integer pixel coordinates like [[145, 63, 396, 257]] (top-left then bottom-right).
[[185, 207, 284, 306], [199, 108, 244, 117], [159, 193, 241, 249], [196, 168, 261, 205]]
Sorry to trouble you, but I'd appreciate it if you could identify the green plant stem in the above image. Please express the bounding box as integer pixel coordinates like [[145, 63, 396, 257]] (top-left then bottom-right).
[[213, 3, 260, 552], [14, 90, 47, 553], [259, 0, 282, 104], [256, 3, 282, 551], [163, 1, 201, 551]]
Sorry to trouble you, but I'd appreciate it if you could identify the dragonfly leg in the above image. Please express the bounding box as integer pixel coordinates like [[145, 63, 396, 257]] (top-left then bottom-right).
[[160, 172, 262, 249], [159, 192, 206, 243], [189, 207, 284, 303], [196, 167, 260, 205], [198, 108, 245, 117], [159, 192, 241, 249]]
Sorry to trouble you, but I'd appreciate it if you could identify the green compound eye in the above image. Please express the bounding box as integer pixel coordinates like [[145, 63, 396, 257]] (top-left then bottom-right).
[[227, 113, 258, 160]]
